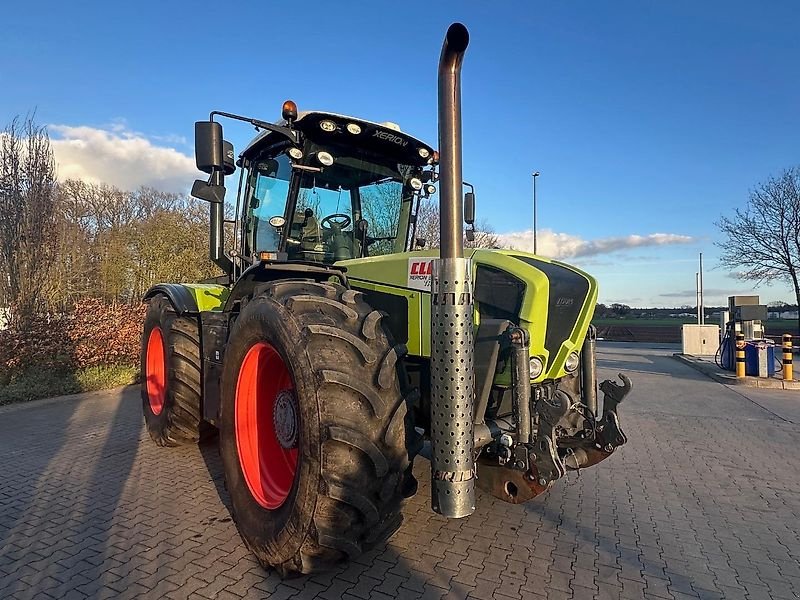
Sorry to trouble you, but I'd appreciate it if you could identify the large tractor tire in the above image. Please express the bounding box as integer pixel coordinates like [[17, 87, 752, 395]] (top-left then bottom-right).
[[141, 296, 211, 446], [219, 280, 413, 575]]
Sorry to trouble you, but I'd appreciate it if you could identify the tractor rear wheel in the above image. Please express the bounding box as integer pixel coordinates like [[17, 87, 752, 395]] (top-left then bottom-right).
[[219, 281, 413, 575], [141, 296, 212, 446]]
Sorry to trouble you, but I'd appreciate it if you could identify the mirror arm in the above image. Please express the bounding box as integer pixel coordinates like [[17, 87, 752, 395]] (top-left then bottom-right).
[[292, 164, 323, 173], [210, 110, 299, 144], [228, 248, 256, 265]]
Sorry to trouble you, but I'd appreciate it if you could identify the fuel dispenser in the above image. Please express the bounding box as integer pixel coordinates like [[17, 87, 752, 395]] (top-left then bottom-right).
[[718, 295, 773, 376]]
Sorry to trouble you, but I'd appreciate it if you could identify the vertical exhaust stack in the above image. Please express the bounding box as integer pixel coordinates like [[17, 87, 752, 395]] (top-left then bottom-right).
[[430, 22, 476, 519]]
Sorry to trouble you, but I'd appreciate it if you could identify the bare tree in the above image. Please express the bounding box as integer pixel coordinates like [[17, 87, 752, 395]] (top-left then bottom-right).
[[414, 198, 440, 248], [50, 179, 219, 305], [0, 115, 59, 325], [716, 167, 800, 335], [415, 198, 500, 249], [53, 180, 95, 306], [466, 218, 501, 249], [361, 182, 402, 255]]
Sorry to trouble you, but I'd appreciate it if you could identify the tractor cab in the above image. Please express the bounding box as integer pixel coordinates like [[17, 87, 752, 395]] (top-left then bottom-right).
[[234, 110, 437, 267]]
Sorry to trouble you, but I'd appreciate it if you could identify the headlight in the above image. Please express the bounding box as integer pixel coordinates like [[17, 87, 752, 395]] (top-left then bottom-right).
[[320, 120, 337, 132], [529, 356, 544, 379], [346, 123, 362, 135], [409, 177, 423, 191], [316, 151, 334, 166], [565, 351, 580, 373]]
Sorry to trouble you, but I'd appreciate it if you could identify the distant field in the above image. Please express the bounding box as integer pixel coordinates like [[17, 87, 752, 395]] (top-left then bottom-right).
[[591, 318, 798, 343], [592, 318, 696, 327], [592, 318, 797, 328]]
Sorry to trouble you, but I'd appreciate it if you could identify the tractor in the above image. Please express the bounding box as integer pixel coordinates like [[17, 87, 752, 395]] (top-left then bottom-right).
[[140, 23, 630, 576]]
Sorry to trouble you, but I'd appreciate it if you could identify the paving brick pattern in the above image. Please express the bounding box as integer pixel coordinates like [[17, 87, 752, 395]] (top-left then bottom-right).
[[1, 344, 799, 599]]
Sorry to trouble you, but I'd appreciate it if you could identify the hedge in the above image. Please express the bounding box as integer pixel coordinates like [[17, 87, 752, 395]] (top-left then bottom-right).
[[0, 299, 146, 384]]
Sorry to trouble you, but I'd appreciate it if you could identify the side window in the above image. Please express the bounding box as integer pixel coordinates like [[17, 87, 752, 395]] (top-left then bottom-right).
[[249, 153, 292, 253]]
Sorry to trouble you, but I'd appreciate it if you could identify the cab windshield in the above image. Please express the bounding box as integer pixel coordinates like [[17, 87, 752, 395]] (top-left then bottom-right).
[[286, 144, 413, 263]]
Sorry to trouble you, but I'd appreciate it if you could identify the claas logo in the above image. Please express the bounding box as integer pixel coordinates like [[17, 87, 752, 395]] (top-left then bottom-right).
[[410, 260, 432, 276], [407, 259, 434, 290]]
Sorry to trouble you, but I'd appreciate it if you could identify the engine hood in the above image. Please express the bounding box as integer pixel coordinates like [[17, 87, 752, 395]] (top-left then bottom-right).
[[337, 249, 598, 381]]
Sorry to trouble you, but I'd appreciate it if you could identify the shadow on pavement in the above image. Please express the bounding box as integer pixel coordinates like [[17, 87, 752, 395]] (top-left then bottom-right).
[[0, 398, 79, 554], [199, 437, 232, 513], [0, 386, 142, 598], [198, 440, 439, 596]]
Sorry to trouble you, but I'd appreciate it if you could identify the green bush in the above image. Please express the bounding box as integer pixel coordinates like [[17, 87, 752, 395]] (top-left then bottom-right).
[[75, 364, 139, 392], [0, 368, 78, 405], [0, 364, 139, 406]]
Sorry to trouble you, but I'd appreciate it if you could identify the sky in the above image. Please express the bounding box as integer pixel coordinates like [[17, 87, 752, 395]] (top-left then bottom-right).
[[3, 0, 799, 307]]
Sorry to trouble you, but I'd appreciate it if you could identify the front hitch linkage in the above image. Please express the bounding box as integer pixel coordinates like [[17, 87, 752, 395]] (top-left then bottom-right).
[[501, 326, 632, 485]]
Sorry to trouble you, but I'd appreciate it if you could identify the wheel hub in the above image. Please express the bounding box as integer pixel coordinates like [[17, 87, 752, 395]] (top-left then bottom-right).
[[273, 390, 298, 449]]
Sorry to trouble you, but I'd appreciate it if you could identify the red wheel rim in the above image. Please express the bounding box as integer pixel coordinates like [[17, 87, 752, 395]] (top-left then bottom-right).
[[235, 342, 299, 510], [146, 327, 166, 415]]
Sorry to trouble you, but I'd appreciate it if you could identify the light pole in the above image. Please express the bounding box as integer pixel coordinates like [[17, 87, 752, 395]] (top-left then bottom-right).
[[532, 171, 540, 254]]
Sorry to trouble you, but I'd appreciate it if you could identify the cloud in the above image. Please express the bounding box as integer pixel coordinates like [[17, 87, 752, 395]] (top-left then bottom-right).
[[496, 228, 694, 259], [659, 288, 743, 298], [49, 124, 197, 192]]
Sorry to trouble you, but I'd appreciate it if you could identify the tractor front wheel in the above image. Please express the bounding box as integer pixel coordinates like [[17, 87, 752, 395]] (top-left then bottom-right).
[[141, 296, 212, 446], [219, 281, 412, 575]]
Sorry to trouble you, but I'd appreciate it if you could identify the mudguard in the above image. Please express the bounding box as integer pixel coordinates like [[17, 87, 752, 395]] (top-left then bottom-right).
[[143, 283, 229, 315]]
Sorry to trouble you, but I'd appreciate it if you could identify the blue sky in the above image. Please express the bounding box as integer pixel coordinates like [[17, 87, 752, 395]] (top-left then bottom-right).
[[3, 1, 799, 307]]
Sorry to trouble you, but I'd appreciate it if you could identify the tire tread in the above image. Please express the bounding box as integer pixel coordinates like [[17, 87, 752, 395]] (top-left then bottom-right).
[[240, 280, 411, 575], [141, 296, 212, 446]]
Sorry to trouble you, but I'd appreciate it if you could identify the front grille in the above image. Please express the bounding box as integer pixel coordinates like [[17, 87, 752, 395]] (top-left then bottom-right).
[[512, 256, 590, 369]]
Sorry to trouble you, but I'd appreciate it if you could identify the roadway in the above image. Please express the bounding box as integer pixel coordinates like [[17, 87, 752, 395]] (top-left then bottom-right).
[[0, 343, 798, 599]]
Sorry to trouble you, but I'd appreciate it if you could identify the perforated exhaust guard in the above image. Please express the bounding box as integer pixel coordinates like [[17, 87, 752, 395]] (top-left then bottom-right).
[[430, 258, 475, 517]]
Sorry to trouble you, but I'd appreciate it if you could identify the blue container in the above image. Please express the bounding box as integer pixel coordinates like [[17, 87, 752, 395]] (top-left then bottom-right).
[[744, 342, 775, 377]]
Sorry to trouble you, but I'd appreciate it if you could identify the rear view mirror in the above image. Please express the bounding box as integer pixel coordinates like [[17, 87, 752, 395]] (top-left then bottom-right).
[[191, 179, 225, 204], [195, 121, 224, 174], [464, 191, 475, 225], [222, 140, 236, 175]]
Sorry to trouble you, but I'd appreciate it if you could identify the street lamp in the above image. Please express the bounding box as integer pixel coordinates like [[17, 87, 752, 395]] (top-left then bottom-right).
[[532, 171, 540, 254]]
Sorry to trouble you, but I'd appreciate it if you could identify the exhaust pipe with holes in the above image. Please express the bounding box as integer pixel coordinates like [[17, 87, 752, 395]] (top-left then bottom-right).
[[429, 22, 476, 519]]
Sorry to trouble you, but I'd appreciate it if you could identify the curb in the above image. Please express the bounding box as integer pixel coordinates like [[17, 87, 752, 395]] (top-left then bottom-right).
[[672, 353, 800, 390]]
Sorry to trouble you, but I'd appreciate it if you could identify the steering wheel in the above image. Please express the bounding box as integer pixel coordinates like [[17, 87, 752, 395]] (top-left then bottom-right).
[[320, 213, 352, 231]]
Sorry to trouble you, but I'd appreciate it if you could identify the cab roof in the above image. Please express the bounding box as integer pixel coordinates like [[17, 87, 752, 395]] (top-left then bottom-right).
[[240, 111, 434, 166]]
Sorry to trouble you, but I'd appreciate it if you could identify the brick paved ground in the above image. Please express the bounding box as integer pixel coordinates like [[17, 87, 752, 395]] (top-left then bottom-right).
[[1, 343, 799, 599]]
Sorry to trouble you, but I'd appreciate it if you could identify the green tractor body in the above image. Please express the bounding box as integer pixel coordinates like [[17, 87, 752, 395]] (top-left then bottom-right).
[[342, 249, 597, 380], [140, 24, 629, 576]]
